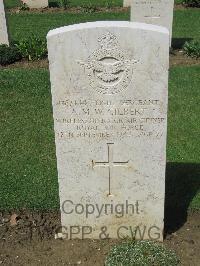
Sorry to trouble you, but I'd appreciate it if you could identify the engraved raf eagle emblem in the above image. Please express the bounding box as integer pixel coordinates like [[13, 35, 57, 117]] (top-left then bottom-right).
[[78, 32, 138, 95], [87, 60, 125, 83]]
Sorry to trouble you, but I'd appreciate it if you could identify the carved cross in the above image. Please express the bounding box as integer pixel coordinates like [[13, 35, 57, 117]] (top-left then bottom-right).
[[92, 143, 129, 196], [144, 6, 161, 22]]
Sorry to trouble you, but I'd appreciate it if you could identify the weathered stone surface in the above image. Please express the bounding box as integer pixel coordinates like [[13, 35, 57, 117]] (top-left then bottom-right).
[[0, 0, 9, 45], [22, 0, 48, 9], [123, 0, 132, 7], [131, 0, 174, 43], [47, 21, 169, 241]]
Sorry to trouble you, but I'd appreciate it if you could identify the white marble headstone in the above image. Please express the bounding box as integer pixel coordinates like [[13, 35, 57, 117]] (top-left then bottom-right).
[[22, 0, 48, 9], [0, 0, 9, 45], [47, 21, 169, 241], [123, 0, 132, 7], [131, 0, 174, 43]]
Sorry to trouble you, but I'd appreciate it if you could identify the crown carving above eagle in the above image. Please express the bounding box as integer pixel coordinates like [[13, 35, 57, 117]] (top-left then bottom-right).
[[98, 32, 119, 49]]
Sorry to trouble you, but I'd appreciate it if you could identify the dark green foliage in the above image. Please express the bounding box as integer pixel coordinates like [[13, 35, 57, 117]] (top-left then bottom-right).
[[15, 35, 47, 61], [105, 241, 180, 266], [183, 0, 200, 7], [19, 3, 30, 11], [183, 40, 200, 58], [59, 0, 68, 9], [5, 0, 123, 9], [0, 44, 21, 65]]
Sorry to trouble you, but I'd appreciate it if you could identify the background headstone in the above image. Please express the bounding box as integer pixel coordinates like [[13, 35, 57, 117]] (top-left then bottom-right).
[[0, 0, 9, 45], [131, 0, 174, 43], [123, 0, 132, 7], [47, 21, 169, 240], [22, 0, 48, 9]]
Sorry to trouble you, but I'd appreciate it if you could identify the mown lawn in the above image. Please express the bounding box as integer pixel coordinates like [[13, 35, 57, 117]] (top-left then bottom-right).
[[0, 66, 199, 210], [167, 66, 200, 211], [6, 9, 200, 45], [4, 0, 20, 9], [7, 12, 129, 43], [0, 69, 58, 210], [4, 0, 184, 9]]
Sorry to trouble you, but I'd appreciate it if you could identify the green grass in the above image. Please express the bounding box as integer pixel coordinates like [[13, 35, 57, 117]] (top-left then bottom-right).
[[167, 66, 200, 210], [0, 66, 199, 210], [4, 0, 20, 9], [172, 9, 200, 41], [168, 66, 200, 163], [4, 0, 123, 9], [105, 241, 179, 266], [4, 0, 186, 9], [6, 9, 200, 44], [0, 69, 59, 210], [7, 12, 128, 43]]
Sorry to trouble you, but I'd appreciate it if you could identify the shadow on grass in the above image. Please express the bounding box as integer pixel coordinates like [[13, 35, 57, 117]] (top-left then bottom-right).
[[164, 162, 200, 235], [49, 1, 60, 8], [171, 38, 193, 49], [49, 0, 72, 8]]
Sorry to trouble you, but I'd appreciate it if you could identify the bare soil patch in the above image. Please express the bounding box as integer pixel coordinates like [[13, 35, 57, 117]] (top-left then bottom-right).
[[170, 50, 200, 67], [0, 210, 199, 265], [0, 59, 49, 70], [8, 6, 129, 15], [7, 4, 199, 14]]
